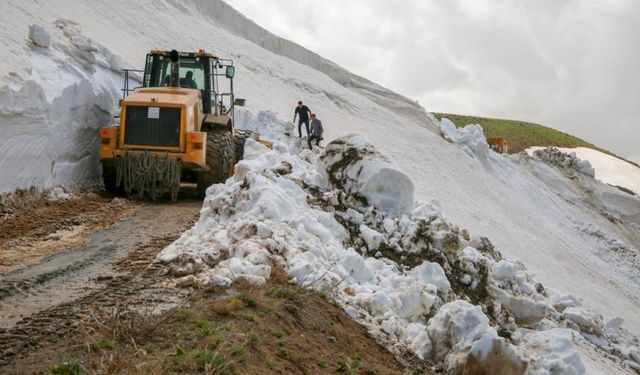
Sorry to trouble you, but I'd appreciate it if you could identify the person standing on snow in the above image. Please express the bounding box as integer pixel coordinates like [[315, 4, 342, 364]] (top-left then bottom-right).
[[308, 113, 323, 149], [293, 101, 312, 138]]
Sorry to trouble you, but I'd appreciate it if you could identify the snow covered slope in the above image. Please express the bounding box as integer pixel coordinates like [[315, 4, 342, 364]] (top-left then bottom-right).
[[1, 0, 640, 372], [528, 147, 640, 196], [186, 0, 431, 129], [159, 117, 640, 375]]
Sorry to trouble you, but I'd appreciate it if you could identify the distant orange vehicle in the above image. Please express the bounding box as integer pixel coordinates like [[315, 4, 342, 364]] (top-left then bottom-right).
[[487, 137, 509, 154]]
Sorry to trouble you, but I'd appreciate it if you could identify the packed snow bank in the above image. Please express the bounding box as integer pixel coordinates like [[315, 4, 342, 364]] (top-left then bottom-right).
[[528, 146, 640, 196], [159, 111, 640, 375], [0, 20, 121, 194]]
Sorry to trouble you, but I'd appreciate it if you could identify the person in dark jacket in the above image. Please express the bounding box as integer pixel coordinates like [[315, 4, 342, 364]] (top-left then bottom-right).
[[179, 71, 198, 89], [308, 114, 323, 149], [293, 101, 311, 138]]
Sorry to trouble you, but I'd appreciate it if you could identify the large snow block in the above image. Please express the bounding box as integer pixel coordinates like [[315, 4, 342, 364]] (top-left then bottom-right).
[[426, 300, 527, 374], [439, 120, 491, 159], [317, 134, 415, 216]]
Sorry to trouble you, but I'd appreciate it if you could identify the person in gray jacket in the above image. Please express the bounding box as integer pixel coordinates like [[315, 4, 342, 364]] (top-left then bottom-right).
[[308, 113, 323, 149]]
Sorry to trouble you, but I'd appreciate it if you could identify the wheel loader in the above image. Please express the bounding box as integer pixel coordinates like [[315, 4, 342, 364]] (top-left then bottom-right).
[[486, 137, 509, 154], [99, 49, 249, 200]]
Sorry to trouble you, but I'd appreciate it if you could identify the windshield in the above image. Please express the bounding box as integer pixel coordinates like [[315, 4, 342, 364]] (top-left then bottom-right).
[[145, 55, 206, 90]]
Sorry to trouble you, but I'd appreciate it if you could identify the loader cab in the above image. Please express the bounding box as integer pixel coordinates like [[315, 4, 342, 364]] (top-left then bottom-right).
[[128, 49, 236, 117]]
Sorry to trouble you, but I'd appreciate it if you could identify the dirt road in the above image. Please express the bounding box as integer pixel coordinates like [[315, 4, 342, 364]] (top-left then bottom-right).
[[0, 193, 200, 368]]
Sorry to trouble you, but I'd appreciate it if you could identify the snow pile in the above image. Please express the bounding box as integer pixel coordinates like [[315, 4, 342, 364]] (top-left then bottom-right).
[[439, 119, 491, 160], [46, 186, 73, 201], [528, 147, 640, 196], [158, 111, 640, 374], [533, 147, 595, 177], [235, 109, 294, 144], [0, 19, 122, 194], [520, 329, 586, 375]]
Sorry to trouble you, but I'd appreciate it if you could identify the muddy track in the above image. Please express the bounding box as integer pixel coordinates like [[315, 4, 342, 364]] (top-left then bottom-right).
[[0, 197, 200, 369]]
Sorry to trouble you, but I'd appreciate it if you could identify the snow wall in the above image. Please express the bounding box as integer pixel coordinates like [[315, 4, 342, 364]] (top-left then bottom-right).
[[0, 21, 123, 194]]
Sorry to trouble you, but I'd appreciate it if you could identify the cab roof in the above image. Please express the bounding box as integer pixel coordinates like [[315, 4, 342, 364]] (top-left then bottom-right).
[[149, 49, 219, 60]]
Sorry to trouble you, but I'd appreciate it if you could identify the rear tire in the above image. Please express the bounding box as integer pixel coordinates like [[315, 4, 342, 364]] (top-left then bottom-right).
[[233, 129, 253, 163], [197, 130, 235, 197]]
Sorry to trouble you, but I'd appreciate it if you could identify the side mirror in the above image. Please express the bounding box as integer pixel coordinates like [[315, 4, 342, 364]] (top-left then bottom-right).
[[225, 66, 235, 79], [234, 98, 246, 107]]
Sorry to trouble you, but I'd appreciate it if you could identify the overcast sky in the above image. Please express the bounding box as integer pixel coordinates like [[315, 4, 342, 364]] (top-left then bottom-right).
[[225, 0, 639, 162]]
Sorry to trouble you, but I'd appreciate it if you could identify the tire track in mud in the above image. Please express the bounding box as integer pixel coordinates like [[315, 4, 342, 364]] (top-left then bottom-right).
[[0, 199, 200, 369]]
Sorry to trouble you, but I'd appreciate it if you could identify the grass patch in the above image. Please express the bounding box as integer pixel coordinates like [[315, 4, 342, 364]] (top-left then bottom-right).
[[279, 347, 296, 361], [271, 328, 285, 339], [229, 345, 247, 362], [433, 112, 637, 165], [337, 352, 362, 375], [49, 361, 83, 375], [242, 313, 256, 322], [247, 330, 260, 347], [264, 357, 274, 369], [266, 285, 304, 300], [275, 336, 286, 346], [196, 320, 215, 335], [236, 293, 258, 308], [89, 337, 115, 352], [212, 298, 244, 316], [166, 346, 234, 374]]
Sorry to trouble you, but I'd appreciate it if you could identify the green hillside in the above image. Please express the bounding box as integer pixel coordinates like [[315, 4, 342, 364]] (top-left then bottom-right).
[[433, 112, 636, 166]]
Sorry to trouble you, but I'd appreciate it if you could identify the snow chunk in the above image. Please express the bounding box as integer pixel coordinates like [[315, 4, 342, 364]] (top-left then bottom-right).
[[409, 262, 451, 295], [29, 24, 51, 48], [491, 286, 548, 327], [346, 208, 364, 225], [521, 329, 586, 375], [212, 258, 271, 285], [604, 316, 624, 332], [551, 293, 583, 312], [339, 250, 375, 283], [425, 300, 526, 373], [242, 138, 270, 160], [46, 186, 73, 201], [317, 134, 415, 216], [492, 260, 519, 281], [427, 300, 491, 360], [439, 118, 458, 142], [359, 224, 384, 251], [563, 307, 603, 335], [439, 120, 490, 159]]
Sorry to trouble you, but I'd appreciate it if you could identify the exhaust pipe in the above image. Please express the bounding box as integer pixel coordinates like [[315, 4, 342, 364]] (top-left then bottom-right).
[[169, 49, 180, 87]]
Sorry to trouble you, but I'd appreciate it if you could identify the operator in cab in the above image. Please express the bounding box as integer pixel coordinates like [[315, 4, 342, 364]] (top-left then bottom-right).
[[180, 71, 198, 89]]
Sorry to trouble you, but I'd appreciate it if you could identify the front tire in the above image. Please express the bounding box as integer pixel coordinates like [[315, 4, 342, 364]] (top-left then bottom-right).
[[197, 130, 235, 197], [233, 129, 253, 163]]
